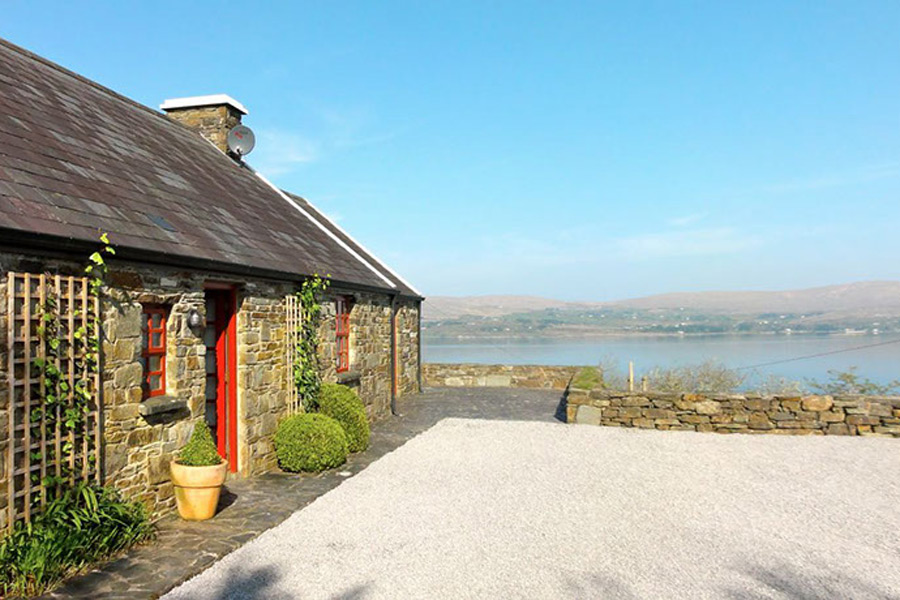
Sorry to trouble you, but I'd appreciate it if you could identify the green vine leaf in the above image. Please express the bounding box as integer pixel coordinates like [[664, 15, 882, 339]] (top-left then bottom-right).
[[293, 274, 330, 412]]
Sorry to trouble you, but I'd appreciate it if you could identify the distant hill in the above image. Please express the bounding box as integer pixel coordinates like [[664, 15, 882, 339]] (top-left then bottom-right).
[[612, 281, 900, 315], [425, 282, 900, 320], [424, 295, 579, 320], [423, 282, 900, 339]]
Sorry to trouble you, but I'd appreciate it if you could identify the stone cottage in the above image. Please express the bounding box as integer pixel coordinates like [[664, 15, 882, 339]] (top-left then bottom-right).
[[0, 38, 422, 526]]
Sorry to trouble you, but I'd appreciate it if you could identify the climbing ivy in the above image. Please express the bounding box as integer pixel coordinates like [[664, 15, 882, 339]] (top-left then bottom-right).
[[32, 233, 114, 493], [293, 274, 329, 412]]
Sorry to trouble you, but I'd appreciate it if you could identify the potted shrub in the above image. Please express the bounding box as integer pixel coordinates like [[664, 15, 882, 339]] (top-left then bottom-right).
[[170, 421, 226, 521]]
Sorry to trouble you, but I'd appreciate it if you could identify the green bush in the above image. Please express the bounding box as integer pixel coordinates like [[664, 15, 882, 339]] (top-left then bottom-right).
[[0, 483, 153, 597], [275, 413, 348, 473], [317, 383, 370, 452], [176, 421, 223, 466]]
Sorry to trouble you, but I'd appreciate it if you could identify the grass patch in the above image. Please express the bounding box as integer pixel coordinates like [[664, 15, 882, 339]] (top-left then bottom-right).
[[0, 483, 153, 597], [571, 367, 603, 390]]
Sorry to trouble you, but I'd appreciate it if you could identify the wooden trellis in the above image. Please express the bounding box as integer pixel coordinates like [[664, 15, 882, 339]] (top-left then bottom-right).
[[285, 294, 304, 415], [6, 272, 101, 530]]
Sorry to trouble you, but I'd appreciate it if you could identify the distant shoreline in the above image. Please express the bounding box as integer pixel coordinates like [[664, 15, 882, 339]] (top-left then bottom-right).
[[424, 331, 899, 343]]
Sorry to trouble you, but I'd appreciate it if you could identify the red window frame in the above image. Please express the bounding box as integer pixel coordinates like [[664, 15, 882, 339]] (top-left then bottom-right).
[[335, 297, 350, 373], [142, 306, 167, 398]]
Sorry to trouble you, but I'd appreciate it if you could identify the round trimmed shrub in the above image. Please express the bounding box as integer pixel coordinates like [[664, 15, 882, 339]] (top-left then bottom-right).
[[275, 413, 348, 473], [176, 421, 223, 466], [318, 383, 370, 452]]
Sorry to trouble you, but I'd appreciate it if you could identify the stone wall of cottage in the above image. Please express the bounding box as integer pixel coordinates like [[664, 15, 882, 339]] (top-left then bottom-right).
[[317, 291, 422, 418], [0, 251, 421, 524], [102, 274, 204, 516], [567, 388, 900, 437], [81, 264, 297, 515], [235, 284, 293, 475], [397, 299, 420, 396]]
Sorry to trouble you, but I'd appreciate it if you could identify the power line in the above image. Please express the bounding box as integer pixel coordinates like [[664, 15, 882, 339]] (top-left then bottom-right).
[[736, 337, 900, 371]]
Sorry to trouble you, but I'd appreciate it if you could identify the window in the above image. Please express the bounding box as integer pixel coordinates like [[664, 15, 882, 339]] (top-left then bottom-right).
[[335, 297, 350, 373], [142, 306, 167, 398]]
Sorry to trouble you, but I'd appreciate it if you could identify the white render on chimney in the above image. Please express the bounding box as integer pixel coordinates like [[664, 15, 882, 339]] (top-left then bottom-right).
[[160, 94, 248, 115]]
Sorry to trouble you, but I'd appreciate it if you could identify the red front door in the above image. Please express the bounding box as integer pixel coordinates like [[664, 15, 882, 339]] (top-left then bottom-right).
[[204, 288, 238, 472]]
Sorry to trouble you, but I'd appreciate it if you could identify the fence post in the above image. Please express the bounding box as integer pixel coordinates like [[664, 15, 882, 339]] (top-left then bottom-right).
[[628, 361, 634, 392]]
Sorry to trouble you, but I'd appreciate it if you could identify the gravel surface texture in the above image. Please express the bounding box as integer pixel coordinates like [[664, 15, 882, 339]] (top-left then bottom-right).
[[163, 418, 900, 599]]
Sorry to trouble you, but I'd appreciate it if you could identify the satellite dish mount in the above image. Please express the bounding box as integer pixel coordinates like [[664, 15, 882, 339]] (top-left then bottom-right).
[[226, 125, 256, 157]]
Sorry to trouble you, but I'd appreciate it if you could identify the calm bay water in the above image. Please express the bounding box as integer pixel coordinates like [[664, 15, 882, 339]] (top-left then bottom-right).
[[424, 335, 900, 386]]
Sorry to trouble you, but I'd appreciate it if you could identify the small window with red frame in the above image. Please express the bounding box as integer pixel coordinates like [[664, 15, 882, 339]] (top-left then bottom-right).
[[141, 306, 168, 398], [335, 297, 351, 373]]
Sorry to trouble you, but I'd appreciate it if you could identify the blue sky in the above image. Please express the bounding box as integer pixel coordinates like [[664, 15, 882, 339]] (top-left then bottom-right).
[[4, 2, 899, 300]]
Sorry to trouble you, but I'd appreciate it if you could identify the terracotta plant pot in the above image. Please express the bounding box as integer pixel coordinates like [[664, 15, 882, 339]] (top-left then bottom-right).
[[170, 460, 227, 521]]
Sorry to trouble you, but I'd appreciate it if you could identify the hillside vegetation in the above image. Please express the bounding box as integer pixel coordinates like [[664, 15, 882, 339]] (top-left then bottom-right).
[[424, 281, 900, 340]]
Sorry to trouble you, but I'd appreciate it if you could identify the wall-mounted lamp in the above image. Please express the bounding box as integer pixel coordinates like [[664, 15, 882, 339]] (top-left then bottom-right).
[[187, 308, 203, 329]]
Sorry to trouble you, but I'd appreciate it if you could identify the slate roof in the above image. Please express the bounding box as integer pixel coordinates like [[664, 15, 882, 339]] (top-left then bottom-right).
[[0, 38, 419, 298]]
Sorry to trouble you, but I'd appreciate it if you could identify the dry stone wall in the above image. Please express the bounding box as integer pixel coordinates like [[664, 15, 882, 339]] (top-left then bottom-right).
[[424, 363, 580, 390], [567, 388, 900, 437]]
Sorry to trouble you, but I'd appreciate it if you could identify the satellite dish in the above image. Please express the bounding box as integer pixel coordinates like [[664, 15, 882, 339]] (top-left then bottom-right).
[[226, 125, 256, 156]]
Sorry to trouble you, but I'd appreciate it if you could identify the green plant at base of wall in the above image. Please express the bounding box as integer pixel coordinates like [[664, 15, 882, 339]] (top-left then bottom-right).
[[275, 413, 348, 473], [0, 483, 153, 597], [294, 274, 330, 412], [175, 422, 223, 467], [317, 383, 370, 452]]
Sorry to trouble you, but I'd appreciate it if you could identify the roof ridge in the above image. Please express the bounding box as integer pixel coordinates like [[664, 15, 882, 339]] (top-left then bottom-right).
[[0, 36, 176, 124]]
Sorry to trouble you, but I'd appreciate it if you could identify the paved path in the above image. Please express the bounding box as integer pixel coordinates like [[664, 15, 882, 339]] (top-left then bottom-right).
[[44, 387, 564, 599], [164, 419, 900, 600]]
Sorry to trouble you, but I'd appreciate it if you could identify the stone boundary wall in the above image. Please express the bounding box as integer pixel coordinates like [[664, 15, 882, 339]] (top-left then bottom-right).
[[567, 388, 900, 437], [424, 363, 580, 390]]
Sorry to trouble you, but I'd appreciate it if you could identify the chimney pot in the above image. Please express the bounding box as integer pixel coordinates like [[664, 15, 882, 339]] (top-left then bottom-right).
[[160, 94, 248, 155]]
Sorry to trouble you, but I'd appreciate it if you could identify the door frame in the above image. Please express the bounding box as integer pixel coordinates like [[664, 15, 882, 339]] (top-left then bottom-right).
[[205, 284, 238, 473]]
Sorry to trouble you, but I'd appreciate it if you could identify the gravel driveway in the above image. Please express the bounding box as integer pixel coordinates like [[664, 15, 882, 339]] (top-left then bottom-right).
[[163, 419, 900, 599]]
